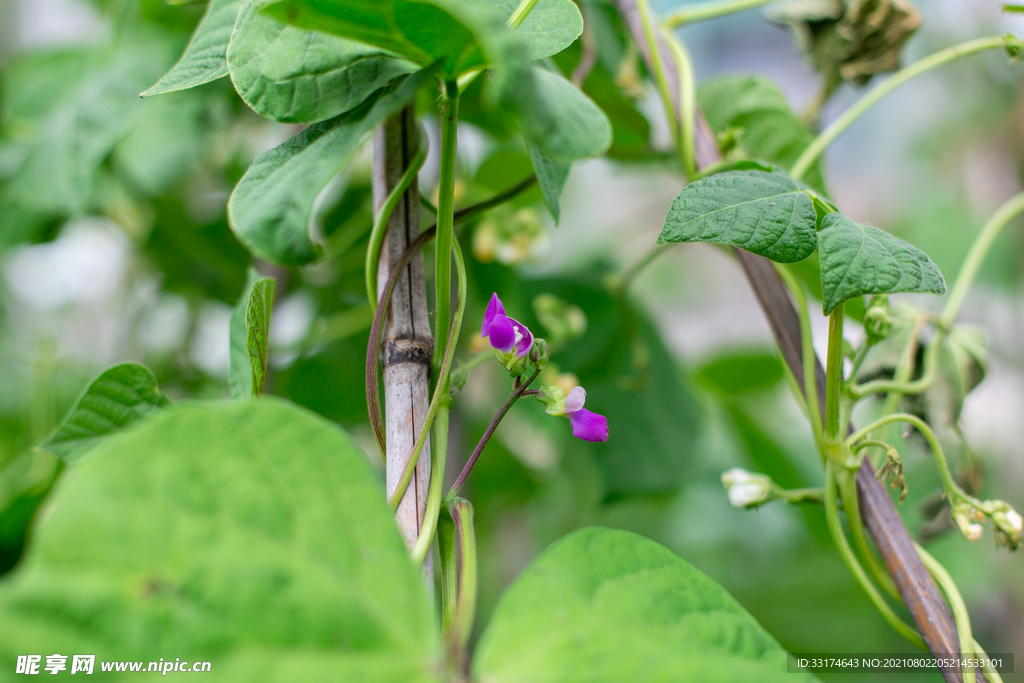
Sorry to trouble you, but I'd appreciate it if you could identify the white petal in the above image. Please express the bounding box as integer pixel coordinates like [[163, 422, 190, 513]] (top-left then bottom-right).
[[565, 386, 586, 413]]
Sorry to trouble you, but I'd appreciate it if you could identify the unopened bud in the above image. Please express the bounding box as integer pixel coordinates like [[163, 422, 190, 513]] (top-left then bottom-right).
[[721, 468, 774, 509], [536, 384, 567, 415], [532, 294, 587, 343], [529, 338, 550, 371], [952, 502, 984, 542], [991, 502, 1022, 551]]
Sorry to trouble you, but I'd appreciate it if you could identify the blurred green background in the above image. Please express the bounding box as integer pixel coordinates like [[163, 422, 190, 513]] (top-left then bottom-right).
[[0, 0, 1022, 681]]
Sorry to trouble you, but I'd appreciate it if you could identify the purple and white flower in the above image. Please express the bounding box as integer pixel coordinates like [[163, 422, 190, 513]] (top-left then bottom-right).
[[482, 293, 534, 369], [539, 385, 609, 443]]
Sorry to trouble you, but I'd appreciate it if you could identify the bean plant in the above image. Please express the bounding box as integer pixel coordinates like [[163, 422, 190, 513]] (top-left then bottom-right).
[[0, 0, 1022, 681]]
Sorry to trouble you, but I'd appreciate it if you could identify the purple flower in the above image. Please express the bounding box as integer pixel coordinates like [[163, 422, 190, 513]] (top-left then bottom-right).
[[564, 387, 608, 442], [482, 293, 533, 359]]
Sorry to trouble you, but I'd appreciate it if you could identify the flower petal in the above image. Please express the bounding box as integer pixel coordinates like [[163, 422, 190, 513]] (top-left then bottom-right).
[[486, 314, 516, 352], [568, 408, 608, 442], [481, 293, 506, 337], [508, 317, 533, 358], [565, 386, 586, 413]]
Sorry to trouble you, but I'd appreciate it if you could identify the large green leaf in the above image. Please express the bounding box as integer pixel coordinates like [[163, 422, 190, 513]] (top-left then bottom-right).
[[817, 213, 946, 315], [141, 0, 243, 96], [228, 70, 428, 265], [658, 170, 818, 264], [519, 67, 612, 166], [475, 0, 583, 60], [227, 0, 416, 123], [40, 363, 171, 463], [0, 399, 439, 681], [263, 0, 519, 80], [474, 527, 813, 682], [699, 75, 826, 194]]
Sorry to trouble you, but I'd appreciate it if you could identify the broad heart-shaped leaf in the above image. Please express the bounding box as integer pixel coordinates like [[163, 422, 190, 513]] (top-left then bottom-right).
[[229, 270, 276, 399], [141, 0, 242, 96], [658, 170, 818, 264], [518, 67, 612, 167], [699, 75, 826, 195], [263, 0, 519, 80], [227, 0, 416, 124], [40, 363, 171, 463], [228, 69, 430, 265], [527, 140, 568, 223], [470, 0, 583, 60], [817, 213, 946, 315], [474, 528, 814, 682], [0, 399, 440, 681]]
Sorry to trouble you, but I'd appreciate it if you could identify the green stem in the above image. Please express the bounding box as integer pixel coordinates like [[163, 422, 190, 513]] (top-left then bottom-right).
[[916, 543, 980, 683], [434, 83, 459, 381], [410, 239, 468, 566], [776, 265, 823, 450], [838, 464, 901, 601], [507, 0, 541, 29], [849, 336, 940, 399], [846, 413, 971, 510], [942, 190, 1024, 326], [790, 36, 1007, 181], [663, 30, 697, 178], [366, 126, 428, 310], [778, 487, 825, 504], [617, 245, 668, 296], [824, 303, 845, 442], [637, 0, 682, 169], [442, 498, 477, 674], [662, 0, 780, 27], [825, 464, 927, 649], [438, 504, 458, 636]]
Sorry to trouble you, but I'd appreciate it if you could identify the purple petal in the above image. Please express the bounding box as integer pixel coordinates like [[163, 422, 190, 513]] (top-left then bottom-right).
[[568, 408, 608, 442], [565, 386, 586, 413], [508, 317, 533, 358], [486, 314, 516, 352], [481, 293, 506, 337]]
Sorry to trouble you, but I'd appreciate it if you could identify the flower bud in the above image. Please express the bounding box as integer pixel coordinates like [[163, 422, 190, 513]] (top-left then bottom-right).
[[952, 502, 984, 542], [990, 502, 1022, 551], [864, 294, 891, 344], [721, 468, 774, 509], [529, 338, 550, 371], [532, 294, 587, 343], [536, 384, 567, 415]]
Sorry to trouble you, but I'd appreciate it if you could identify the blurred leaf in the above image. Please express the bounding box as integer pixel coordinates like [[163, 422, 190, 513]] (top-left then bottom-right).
[[41, 363, 172, 463], [6, 41, 173, 214], [527, 141, 568, 223], [472, 0, 583, 60], [227, 0, 416, 123], [141, 0, 243, 96], [113, 95, 203, 195], [264, 0, 523, 81], [658, 170, 818, 264], [475, 527, 813, 682], [698, 75, 825, 195], [518, 67, 612, 166], [0, 400, 439, 680], [817, 213, 946, 315], [923, 327, 988, 429], [228, 69, 429, 265], [229, 270, 276, 399], [0, 449, 62, 576], [277, 331, 371, 426], [695, 351, 783, 396]]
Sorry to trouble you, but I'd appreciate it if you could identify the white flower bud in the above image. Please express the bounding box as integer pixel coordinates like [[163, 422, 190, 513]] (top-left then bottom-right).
[[721, 468, 774, 508], [952, 502, 984, 542]]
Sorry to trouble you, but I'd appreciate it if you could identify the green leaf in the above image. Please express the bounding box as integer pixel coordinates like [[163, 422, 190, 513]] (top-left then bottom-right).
[[817, 213, 946, 315], [40, 363, 171, 463], [228, 69, 429, 265], [246, 278, 276, 396], [519, 67, 612, 166], [0, 400, 439, 680], [475, 527, 813, 682], [227, 0, 416, 123], [472, 0, 583, 60], [263, 0, 517, 79], [229, 270, 269, 399], [527, 141, 568, 223], [141, 0, 243, 96], [699, 76, 826, 194], [658, 170, 818, 264], [695, 351, 784, 396]]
